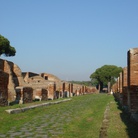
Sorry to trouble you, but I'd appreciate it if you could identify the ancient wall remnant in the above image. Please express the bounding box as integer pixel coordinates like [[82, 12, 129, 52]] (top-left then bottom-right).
[[122, 67, 128, 107], [40, 73, 61, 82], [16, 86, 33, 104], [0, 59, 25, 102], [0, 70, 9, 106], [33, 88, 48, 101], [22, 72, 39, 83], [48, 83, 56, 100], [127, 48, 138, 114]]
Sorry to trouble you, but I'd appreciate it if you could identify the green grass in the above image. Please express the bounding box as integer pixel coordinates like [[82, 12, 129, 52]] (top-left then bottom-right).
[[0, 94, 137, 138], [108, 100, 138, 138]]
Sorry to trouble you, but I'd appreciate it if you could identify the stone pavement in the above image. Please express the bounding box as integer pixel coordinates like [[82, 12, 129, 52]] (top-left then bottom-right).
[[0, 109, 73, 138], [0, 99, 73, 138]]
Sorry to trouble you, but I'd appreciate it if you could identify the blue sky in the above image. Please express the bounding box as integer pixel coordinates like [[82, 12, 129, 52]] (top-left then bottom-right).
[[0, 0, 138, 81]]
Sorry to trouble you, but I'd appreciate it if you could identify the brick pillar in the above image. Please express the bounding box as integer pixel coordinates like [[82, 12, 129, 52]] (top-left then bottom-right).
[[127, 48, 138, 121], [119, 72, 123, 104], [48, 83, 56, 100], [122, 67, 128, 107], [16, 86, 33, 104]]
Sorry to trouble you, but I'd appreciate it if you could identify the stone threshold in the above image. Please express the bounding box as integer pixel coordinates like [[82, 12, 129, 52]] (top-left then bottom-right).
[[5, 98, 71, 114]]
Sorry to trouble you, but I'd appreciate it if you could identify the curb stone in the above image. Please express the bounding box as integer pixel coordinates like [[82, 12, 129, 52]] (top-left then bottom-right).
[[5, 99, 71, 114]]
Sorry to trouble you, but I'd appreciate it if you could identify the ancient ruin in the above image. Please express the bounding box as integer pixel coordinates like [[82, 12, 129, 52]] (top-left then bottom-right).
[[0, 58, 97, 106], [113, 47, 138, 122]]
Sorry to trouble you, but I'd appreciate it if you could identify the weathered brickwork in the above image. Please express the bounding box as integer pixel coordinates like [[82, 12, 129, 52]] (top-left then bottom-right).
[[0, 58, 97, 106], [128, 48, 138, 86], [48, 83, 56, 100], [0, 70, 9, 106], [113, 48, 138, 122], [122, 67, 128, 107], [0, 59, 4, 70], [33, 88, 48, 101], [119, 72, 123, 93], [0, 59, 25, 102], [127, 48, 138, 113], [128, 86, 138, 112], [16, 87, 33, 104]]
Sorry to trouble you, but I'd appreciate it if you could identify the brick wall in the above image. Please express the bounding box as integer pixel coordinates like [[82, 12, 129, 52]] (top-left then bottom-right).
[[48, 83, 56, 100], [127, 48, 138, 113], [16, 86, 33, 104], [122, 67, 128, 106], [0, 70, 9, 106], [33, 88, 48, 101]]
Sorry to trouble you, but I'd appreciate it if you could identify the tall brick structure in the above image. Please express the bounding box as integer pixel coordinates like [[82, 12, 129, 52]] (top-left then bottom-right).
[[0, 59, 25, 102], [127, 48, 138, 121], [122, 67, 128, 107], [0, 70, 9, 106], [48, 83, 56, 100]]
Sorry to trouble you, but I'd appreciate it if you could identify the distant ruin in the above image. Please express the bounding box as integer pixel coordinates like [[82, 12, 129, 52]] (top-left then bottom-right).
[[0, 58, 97, 106]]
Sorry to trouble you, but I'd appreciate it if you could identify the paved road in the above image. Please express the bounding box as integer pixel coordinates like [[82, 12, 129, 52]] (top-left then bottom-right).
[[0, 100, 73, 138]]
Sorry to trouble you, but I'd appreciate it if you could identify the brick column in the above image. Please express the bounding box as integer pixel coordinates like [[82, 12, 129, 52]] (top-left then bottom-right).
[[127, 48, 138, 121], [122, 67, 128, 108]]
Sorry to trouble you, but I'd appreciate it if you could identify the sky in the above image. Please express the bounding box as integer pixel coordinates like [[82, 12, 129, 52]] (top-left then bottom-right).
[[0, 0, 138, 81]]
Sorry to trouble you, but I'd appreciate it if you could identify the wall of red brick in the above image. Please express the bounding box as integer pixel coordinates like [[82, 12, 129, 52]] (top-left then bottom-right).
[[0, 70, 9, 106], [122, 67, 128, 106], [127, 48, 138, 113]]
